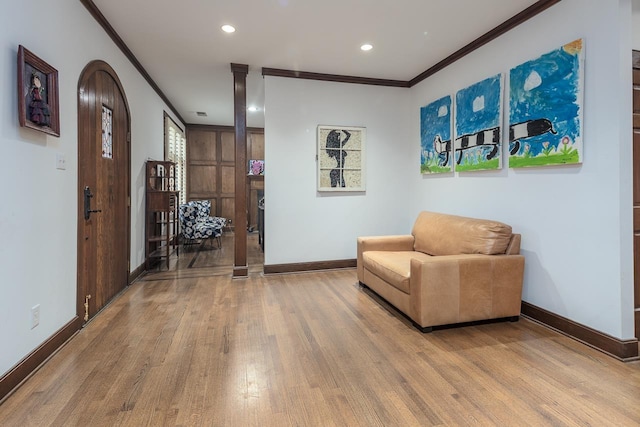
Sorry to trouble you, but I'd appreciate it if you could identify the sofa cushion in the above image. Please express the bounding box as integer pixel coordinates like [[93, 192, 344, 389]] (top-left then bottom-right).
[[362, 251, 432, 294], [412, 211, 512, 256]]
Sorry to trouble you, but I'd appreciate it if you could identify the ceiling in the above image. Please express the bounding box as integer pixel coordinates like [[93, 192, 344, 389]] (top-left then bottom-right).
[[91, 0, 544, 128]]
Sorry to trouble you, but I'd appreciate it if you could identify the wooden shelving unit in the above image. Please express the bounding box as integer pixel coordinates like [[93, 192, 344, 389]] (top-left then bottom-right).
[[145, 160, 179, 270]]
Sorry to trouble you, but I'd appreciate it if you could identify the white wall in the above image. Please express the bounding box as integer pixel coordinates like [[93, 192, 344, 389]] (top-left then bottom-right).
[[411, 0, 634, 339], [633, 0, 640, 49], [0, 0, 182, 376], [264, 77, 413, 264]]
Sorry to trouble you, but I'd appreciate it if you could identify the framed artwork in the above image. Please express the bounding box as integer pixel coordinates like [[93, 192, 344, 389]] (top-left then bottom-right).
[[454, 74, 503, 172], [420, 95, 453, 174], [17, 45, 60, 137], [317, 125, 365, 192], [509, 39, 584, 168], [248, 159, 265, 175]]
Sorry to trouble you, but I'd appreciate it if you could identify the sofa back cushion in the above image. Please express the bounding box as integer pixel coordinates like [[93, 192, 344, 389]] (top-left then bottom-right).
[[412, 211, 513, 256]]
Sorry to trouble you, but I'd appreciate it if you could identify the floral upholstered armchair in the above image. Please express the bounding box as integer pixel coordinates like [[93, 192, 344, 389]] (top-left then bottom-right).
[[178, 200, 227, 248]]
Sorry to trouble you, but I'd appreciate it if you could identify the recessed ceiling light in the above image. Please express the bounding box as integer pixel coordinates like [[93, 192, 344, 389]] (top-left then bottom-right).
[[221, 24, 236, 33], [360, 44, 373, 51], [247, 106, 260, 112]]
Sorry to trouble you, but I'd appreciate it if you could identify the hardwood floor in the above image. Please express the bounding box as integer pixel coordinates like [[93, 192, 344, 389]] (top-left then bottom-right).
[[151, 231, 264, 274], [1, 267, 640, 425]]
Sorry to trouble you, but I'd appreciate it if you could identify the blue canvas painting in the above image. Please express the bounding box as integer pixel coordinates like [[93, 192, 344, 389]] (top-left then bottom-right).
[[454, 74, 503, 171], [509, 39, 583, 167], [420, 95, 452, 174]]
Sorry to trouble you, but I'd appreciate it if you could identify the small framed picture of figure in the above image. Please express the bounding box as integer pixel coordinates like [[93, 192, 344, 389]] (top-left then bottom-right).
[[17, 45, 60, 137]]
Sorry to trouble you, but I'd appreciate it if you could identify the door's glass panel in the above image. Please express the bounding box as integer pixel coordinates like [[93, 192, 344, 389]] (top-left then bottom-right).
[[102, 105, 113, 159]]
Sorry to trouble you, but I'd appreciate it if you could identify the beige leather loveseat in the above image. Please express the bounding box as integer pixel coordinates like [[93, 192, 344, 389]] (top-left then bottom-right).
[[357, 211, 524, 332]]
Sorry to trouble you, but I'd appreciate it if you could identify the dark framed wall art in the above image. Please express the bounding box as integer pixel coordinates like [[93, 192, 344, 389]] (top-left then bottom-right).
[[18, 45, 60, 137]]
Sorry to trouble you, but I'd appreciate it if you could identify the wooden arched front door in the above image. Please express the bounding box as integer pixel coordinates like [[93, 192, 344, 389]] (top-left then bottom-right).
[[77, 60, 131, 323]]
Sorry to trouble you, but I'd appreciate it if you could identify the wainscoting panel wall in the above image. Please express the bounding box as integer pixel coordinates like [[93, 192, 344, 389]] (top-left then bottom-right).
[[248, 132, 265, 230], [186, 126, 264, 229], [187, 128, 219, 215]]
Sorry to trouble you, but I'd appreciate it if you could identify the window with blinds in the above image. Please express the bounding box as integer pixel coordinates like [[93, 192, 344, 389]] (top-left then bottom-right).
[[165, 114, 187, 205]]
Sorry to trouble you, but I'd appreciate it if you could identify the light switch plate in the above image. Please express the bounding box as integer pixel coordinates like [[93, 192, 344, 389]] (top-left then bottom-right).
[[56, 153, 66, 170], [31, 304, 40, 329]]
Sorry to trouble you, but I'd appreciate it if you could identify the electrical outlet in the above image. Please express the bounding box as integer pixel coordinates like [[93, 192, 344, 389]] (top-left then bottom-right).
[[31, 304, 40, 329]]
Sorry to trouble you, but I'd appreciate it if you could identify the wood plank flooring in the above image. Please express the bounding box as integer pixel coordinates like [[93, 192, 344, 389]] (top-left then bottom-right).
[[1, 267, 640, 425], [151, 231, 264, 274]]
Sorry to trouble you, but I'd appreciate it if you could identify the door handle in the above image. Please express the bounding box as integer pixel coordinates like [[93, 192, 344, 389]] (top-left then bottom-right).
[[84, 186, 102, 220]]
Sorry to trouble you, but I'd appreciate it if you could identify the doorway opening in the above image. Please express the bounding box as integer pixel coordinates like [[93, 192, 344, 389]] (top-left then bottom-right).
[[145, 126, 264, 275]]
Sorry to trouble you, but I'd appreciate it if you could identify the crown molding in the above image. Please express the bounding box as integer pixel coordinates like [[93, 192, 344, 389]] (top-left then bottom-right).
[[79, 0, 186, 125], [261, 68, 410, 88], [81, 0, 563, 119], [263, 0, 562, 89], [409, 0, 562, 86]]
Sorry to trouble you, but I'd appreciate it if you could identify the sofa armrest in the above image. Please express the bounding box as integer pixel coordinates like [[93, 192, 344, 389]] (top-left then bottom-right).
[[505, 233, 521, 255], [357, 235, 415, 282], [409, 254, 525, 328]]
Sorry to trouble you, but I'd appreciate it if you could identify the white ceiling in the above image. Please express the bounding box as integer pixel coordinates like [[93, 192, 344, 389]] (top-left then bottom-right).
[[91, 0, 541, 128]]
